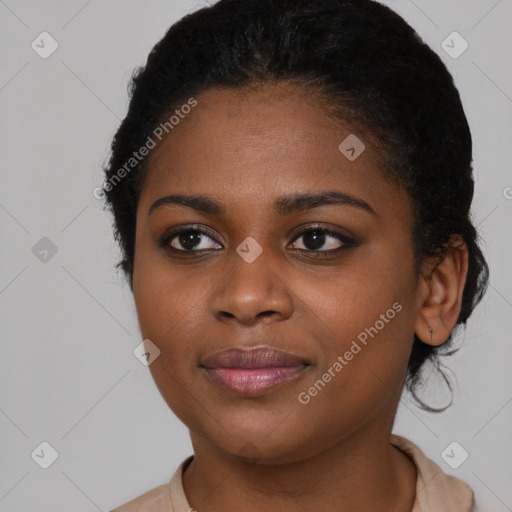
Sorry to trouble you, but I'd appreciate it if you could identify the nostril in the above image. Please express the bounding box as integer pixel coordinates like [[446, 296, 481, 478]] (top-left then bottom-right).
[[257, 310, 277, 318]]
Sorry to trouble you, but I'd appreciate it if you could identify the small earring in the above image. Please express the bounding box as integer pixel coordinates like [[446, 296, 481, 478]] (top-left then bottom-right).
[[428, 326, 433, 342]]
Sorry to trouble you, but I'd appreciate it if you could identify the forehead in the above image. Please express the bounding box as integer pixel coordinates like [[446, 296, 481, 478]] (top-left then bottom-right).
[[138, 83, 402, 217]]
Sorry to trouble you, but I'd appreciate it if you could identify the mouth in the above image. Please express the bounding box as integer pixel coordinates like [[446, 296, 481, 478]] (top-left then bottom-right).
[[200, 346, 310, 396]]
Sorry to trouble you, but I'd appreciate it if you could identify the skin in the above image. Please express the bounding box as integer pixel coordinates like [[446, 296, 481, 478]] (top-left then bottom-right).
[[132, 82, 469, 512]]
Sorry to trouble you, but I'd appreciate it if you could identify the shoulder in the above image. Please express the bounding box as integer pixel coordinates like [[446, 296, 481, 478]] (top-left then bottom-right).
[[390, 434, 476, 512], [110, 482, 173, 512], [109, 455, 194, 512]]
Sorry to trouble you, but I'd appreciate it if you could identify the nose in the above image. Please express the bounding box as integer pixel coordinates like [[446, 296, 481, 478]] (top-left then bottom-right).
[[210, 244, 294, 326]]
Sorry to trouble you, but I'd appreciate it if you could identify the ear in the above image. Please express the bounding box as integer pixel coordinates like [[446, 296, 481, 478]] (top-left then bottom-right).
[[415, 235, 469, 346]]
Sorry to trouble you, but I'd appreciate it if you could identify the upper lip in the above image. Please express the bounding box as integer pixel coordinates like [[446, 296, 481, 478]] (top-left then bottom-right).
[[201, 345, 308, 369]]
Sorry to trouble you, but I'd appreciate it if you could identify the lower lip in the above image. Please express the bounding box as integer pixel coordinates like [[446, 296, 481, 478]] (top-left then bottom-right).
[[203, 366, 308, 396]]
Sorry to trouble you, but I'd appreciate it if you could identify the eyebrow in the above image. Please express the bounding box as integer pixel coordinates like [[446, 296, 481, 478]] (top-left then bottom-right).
[[148, 190, 377, 217]]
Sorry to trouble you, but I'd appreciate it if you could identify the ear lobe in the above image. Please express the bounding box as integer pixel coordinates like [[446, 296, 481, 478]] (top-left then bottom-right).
[[415, 235, 469, 346]]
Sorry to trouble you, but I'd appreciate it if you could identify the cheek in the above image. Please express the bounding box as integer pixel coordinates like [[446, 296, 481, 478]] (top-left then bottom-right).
[[132, 259, 207, 423], [134, 271, 202, 349], [295, 253, 418, 397], [299, 252, 416, 340], [293, 302, 414, 443], [133, 232, 194, 335]]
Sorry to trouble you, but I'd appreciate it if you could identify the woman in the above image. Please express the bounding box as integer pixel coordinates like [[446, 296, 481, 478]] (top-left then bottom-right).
[[103, 0, 489, 510]]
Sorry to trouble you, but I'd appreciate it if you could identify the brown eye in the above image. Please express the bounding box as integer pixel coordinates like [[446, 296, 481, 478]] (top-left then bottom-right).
[[289, 227, 356, 253], [161, 227, 222, 252]]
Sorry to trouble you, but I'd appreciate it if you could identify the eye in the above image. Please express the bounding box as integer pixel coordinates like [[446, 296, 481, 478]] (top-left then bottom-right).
[[288, 226, 356, 253], [161, 226, 222, 252], [160, 224, 357, 256]]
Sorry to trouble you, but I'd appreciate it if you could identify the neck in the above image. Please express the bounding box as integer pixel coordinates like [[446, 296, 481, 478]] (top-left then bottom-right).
[[181, 423, 417, 512]]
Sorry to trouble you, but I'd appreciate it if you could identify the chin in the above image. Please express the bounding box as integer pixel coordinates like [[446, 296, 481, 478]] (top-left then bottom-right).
[[200, 420, 320, 466]]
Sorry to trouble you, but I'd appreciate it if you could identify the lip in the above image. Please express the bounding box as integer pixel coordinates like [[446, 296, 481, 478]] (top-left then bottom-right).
[[200, 346, 310, 396]]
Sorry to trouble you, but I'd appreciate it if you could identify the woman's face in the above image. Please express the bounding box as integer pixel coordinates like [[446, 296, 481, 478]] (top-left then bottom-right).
[[132, 83, 423, 463]]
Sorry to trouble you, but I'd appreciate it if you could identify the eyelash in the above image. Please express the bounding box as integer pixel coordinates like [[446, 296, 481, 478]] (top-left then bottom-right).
[[159, 224, 358, 257]]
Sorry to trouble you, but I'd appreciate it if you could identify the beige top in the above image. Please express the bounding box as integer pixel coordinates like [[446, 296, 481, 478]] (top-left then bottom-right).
[[110, 434, 477, 512]]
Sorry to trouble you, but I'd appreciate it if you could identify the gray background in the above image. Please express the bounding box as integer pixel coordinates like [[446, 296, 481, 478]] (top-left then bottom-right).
[[0, 0, 511, 510]]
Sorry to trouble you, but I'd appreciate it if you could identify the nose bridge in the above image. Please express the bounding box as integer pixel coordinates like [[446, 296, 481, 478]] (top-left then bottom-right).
[[210, 237, 293, 324]]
